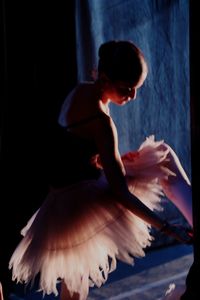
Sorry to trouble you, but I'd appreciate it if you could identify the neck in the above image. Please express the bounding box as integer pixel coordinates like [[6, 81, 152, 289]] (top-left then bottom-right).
[[99, 99, 110, 115], [94, 79, 110, 104], [92, 81, 109, 115]]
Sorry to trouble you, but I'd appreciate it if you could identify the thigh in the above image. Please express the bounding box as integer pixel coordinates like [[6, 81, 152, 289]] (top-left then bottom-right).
[[61, 281, 81, 300]]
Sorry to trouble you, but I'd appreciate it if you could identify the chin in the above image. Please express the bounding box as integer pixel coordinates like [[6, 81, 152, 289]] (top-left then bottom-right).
[[121, 98, 131, 105], [115, 100, 126, 106], [111, 96, 129, 105]]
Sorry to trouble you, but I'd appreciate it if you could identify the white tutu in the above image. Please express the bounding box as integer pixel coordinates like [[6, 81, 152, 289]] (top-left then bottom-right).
[[9, 136, 174, 300]]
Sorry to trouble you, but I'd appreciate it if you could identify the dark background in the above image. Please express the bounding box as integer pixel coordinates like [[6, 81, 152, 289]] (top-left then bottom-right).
[[1, 1, 77, 295]]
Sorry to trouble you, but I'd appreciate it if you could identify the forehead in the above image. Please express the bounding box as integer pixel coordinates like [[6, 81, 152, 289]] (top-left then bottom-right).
[[115, 78, 145, 89], [114, 68, 147, 88]]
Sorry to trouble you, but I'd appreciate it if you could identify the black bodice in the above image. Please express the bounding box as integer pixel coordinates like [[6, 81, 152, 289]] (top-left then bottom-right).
[[43, 124, 101, 188]]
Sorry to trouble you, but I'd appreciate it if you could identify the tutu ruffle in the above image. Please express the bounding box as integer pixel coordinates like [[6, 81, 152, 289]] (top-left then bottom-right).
[[9, 136, 174, 300]]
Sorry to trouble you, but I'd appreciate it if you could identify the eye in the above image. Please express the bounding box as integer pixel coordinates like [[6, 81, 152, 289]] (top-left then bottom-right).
[[117, 86, 132, 95]]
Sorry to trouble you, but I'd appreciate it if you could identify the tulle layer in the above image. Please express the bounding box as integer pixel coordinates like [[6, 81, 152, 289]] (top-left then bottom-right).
[[9, 136, 173, 300]]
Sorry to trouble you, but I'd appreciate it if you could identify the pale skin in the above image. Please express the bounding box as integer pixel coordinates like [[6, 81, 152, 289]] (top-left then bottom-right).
[[0, 283, 4, 300], [60, 73, 193, 300]]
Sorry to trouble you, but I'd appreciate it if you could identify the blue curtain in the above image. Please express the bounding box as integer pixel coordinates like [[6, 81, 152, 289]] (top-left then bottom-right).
[[75, 0, 190, 243]]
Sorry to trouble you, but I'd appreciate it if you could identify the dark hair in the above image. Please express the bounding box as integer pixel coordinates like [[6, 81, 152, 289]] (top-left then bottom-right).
[[98, 40, 147, 85]]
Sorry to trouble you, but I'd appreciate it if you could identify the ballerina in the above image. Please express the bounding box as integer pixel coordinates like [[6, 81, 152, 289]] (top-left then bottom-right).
[[9, 40, 193, 300]]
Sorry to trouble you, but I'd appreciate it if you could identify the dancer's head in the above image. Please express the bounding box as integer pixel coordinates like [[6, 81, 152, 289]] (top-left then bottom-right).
[[97, 40, 148, 104]]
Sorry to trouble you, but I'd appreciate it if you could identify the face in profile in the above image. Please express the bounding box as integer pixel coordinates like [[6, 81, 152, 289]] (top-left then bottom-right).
[[105, 74, 147, 105], [98, 40, 148, 105]]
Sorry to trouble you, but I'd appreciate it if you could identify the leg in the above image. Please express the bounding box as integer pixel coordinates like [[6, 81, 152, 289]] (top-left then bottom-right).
[[159, 143, 193, 227], [0, 244, 17, 300], [0, 283, 4, 300], [60, 281, 80, 300]]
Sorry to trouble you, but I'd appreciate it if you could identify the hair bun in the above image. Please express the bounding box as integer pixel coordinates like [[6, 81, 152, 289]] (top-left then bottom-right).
[[98, 40, 147, 84], [98, 41, 118, 60]]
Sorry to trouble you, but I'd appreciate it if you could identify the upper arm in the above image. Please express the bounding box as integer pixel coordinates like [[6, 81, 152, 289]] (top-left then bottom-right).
[[92, 116, 129, 196], [91, 116, 166, 229]]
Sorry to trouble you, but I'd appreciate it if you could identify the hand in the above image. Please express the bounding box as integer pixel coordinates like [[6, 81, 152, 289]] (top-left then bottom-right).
[[161, 223, 194, 244], [171, 224, 194, 244]]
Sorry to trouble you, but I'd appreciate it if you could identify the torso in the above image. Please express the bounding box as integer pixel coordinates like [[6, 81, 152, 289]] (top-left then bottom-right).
[[47, 82, 110, 188], [45, 125, 101, 188]]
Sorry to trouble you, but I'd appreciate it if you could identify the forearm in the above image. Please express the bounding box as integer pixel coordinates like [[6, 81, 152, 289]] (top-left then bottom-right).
[[104, 162, 165, 229], [118, 189, 165, 230], [115, 189, 193, 244]]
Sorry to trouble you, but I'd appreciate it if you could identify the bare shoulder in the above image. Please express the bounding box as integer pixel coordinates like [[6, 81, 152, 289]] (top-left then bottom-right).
[[66, 82, 98, 121], [91, 112, 116, 135], [91, 113, 118, 151], [66, 81, 117, 139]]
